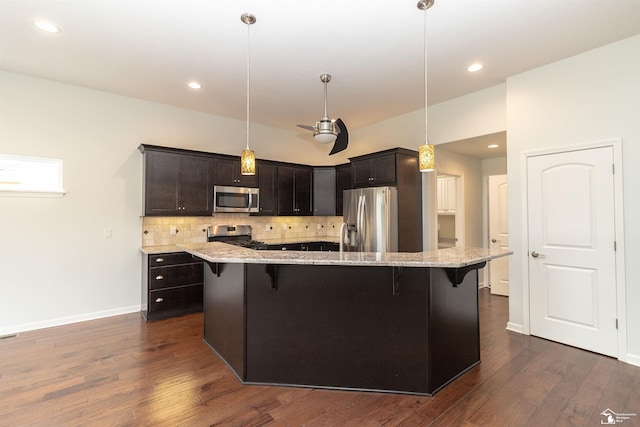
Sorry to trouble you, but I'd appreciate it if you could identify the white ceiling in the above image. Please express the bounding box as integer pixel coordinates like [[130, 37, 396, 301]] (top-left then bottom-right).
[[1, 0, 639, 141]]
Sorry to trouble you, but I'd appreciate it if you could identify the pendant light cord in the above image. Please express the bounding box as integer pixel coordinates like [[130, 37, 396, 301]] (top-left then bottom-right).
[[246, 21, 251, 151], [423, 7, 428, 146]]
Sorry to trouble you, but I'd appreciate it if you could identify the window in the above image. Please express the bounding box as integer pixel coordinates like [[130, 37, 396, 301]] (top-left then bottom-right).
[[0, 154, 65, 197]]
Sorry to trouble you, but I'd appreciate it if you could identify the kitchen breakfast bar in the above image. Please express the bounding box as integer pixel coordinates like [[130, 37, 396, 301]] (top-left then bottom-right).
[[180, 242, 511, 396]]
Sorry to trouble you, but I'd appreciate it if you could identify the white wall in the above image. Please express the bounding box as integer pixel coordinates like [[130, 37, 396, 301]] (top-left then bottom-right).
[[506, 35, 640, 363], [482, 156, 507, 176], [0, 71, 358, 334], [429, 84, 506, 145]]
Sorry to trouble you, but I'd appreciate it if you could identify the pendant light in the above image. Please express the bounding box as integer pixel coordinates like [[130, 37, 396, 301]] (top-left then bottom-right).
[[240, 13, 256, 175], [418, 0, 435, 173]]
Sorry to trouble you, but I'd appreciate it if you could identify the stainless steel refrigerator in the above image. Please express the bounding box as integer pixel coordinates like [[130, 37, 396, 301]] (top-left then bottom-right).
[[342, 187, 398, 252]]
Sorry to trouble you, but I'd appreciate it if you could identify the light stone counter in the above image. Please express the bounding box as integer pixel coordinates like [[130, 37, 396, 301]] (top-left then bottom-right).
[[139, 245, 182, 255], [140, 236, 341, 255], [179, 242, 512, 268]]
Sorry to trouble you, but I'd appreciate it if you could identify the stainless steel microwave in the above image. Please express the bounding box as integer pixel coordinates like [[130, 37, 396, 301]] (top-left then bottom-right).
[[213, 185, 259, 213]]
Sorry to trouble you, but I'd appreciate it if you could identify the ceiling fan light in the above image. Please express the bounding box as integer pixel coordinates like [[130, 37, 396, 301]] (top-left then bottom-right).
[[314, 132, 337, 144], [241, 149, 256, 175], [419, 144, 435, 172]]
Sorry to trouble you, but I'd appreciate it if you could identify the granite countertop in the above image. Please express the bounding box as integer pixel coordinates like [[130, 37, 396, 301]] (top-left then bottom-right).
[[178, 242, 512, 268], [140, 244, 182, 254], [140, 236, 341, 255]]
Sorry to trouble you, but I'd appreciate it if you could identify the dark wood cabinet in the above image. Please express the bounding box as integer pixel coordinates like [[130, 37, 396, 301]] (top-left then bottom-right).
[[214, 157, 258, 188], [254, 161, 277, 216], [335, 163, 351, 216], [277, 165, 313, 216], [140, 146, 213, 216], [142, 252, 204, 321], [351, 153, 397, 188], [313, 167, 336, 216]]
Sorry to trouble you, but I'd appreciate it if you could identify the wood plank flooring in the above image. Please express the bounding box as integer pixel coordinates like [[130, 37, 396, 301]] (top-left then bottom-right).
[[1, 289, 639, 426]]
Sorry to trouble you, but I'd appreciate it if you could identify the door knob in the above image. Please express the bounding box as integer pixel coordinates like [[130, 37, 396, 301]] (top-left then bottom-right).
[[491, 238, 497, 243], [531, 251, 545, 258]]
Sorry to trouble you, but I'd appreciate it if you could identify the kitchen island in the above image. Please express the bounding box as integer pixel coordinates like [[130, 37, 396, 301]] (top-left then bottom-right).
[[180, 242, 511, 395]]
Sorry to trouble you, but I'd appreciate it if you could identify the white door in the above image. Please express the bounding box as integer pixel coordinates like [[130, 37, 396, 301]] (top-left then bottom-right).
[[489, 175, 509, 296], [528, 147, 617, 357]]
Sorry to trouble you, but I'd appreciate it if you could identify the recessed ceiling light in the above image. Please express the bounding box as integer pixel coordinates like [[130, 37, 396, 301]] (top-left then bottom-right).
[[34, 20, 61, 33], [188, 82, 202, 89], [467, 63, 483, 73], [488, 144, 499, 149]]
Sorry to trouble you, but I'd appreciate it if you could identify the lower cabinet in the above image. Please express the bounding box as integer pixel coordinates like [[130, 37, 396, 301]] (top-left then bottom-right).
[[142, 252, 203, 321]]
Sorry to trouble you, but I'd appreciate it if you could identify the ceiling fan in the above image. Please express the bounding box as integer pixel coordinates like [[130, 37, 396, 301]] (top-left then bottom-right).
[[297, 73, 349, 155]]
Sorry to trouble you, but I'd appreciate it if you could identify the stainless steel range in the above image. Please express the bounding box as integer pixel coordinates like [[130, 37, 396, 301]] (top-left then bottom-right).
[[206, 225, 267, 250]]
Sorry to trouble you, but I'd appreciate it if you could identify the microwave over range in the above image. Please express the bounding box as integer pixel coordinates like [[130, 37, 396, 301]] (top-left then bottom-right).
[[213, 185, 259, 213]]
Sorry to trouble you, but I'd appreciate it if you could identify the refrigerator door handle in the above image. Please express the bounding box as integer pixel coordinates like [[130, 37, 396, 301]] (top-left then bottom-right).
[[380, 190, 388, 252], [360, 194, 367, 251], [356, 194, 362, 252]]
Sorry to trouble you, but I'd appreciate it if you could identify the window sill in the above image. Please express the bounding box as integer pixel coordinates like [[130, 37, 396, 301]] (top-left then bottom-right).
[[0, 190, 66, 198]]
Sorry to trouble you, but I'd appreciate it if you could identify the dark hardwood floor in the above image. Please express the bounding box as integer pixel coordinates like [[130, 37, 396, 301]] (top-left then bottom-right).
[[1, 289, 639, 426]]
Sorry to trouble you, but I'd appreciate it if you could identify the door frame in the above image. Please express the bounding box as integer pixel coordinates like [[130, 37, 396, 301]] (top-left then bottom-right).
[[520, 138, 627, 361]]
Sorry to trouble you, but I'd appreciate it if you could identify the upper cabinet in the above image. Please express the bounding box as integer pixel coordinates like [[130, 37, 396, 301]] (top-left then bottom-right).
[[140, 145, 213, 216], [437, 175, 457, 214], [278, 165, 313, 216], [351, 152, 397, 187], [335, 163, 351, 216], [313, 167, 336, 216], [255, 160, 277, 216], [213, 157, 258, 188]]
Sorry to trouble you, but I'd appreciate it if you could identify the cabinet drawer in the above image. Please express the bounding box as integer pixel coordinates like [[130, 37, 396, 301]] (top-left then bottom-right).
[[148, 285, 203, 314], [149, 252, 197, 266], [150, 263, 203, 290]]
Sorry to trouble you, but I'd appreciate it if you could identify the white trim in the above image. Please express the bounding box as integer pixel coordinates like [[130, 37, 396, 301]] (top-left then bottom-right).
[[626, 353, 640, 368], [0, 305, 141, 335], [0, 190, 65, 198], [520, 138, 626, 361], [506, 322, 524, 334]]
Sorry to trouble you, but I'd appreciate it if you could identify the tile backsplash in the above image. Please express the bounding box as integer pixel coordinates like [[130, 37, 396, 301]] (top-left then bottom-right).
[[142, 214, 344, 247]]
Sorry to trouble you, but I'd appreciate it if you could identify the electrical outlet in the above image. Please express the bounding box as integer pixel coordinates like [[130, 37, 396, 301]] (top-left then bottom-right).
[[265, 224, 271, 231], [170, 226, 177, 236], [103, 228, 112, 238]]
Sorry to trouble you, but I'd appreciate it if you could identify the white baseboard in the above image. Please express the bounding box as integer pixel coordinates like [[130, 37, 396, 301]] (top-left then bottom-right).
[[506, 321, 525, 334], [0, 305, 141, 336], [623, 352, 640, 368]]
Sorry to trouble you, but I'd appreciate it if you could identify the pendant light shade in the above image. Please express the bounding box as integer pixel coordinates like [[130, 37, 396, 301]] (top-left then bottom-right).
[[240, 13, 256, 176], [419, 143, 435, 172], [241, 149, 256, 175], [418, 0, 435, 173]]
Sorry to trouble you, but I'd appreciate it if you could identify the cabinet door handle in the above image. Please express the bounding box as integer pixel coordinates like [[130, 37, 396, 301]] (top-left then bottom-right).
[[155, 297, 164, 303], [155, 258, 164, 263], [155, 275, 164, 280]]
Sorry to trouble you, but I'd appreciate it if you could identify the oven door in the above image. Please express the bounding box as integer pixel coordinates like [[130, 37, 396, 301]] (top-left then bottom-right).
[[213, 185, 259, 213]]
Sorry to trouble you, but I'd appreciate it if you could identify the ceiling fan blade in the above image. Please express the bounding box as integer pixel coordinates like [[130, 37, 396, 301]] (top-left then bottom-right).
[[329, 118, 348, 155], [296, 124, 315, 131]]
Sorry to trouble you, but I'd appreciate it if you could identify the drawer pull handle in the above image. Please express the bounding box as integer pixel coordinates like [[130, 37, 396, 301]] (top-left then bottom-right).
[[155, 275, 164, 280], [155, 258, 164, 263], [155, 297, 164, 303]]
